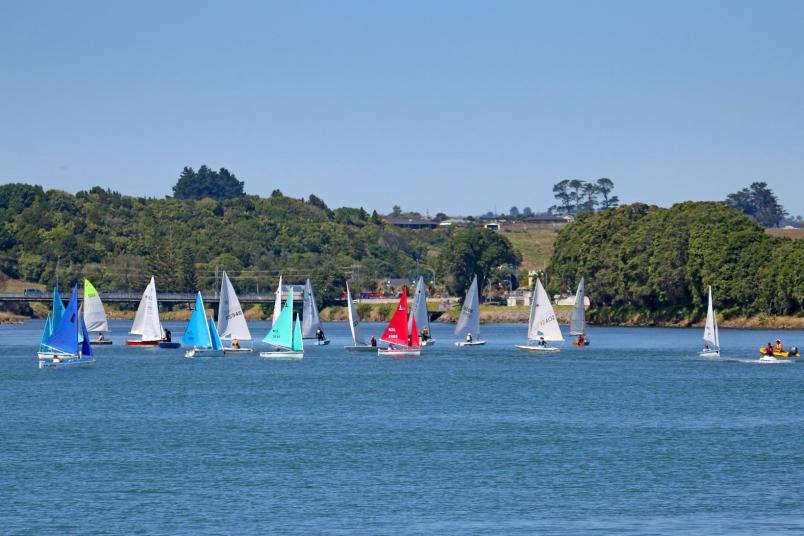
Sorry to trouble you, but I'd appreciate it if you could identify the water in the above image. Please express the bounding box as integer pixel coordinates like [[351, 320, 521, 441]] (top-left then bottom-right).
[[2, 320, 803, 535]]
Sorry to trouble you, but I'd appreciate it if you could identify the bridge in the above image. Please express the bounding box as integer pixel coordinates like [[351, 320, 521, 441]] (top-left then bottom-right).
[[0, 291, 288, 305]]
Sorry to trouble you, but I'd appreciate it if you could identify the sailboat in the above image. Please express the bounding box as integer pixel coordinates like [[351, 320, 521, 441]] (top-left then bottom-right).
[[301, 279, 329, 345], [515, 278, 564, 352], [217, 271, 252, 353], [83, 279, 112, 345], [344, 283, 375, 352], [38, 288, 65, 358], [454, 275, 485, 347], [38, 286, 95, 368], [260, 289, 304, 359], [378, 287, 421, 357], [183, 292, 224, 358], [409, 276, 435, 345], [570, 277, 590, 347], [700, 286, 720, 357], [126, 277, 168, 346]]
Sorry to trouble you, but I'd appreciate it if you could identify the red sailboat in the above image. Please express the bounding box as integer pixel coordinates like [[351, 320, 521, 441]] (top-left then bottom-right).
[[378, 287, 422, 357]]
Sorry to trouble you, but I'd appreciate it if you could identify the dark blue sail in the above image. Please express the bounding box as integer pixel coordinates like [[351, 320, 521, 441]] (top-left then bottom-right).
[[80, 316, 93, 357], [45, 286, 79, 355]]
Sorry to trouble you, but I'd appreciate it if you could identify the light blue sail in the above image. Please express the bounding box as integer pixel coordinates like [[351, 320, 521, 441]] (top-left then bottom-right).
[[52, 288, 65, 331], [182, 292, 212, 348], [39, 314, 52, 351], [209, 318, 223, 351], [292, 313, 303, 352], [45, 286, 79, 355], [263, 289, 294, 349]]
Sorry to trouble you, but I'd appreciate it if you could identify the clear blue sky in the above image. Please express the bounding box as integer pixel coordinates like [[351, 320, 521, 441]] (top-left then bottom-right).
[[1, 0, 802, 215]]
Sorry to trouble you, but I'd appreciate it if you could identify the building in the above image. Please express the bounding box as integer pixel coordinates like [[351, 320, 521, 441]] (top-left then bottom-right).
[[507, 289, 532, 307], [386, 216, 439, 229], [483, 222, 501, 231], [522, 214, 574, 225]]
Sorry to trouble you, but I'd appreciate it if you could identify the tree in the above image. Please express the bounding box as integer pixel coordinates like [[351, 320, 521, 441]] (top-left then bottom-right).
[[436, 228, 522, 297], [172, 165, 245, 200], [391, 205, 402, 216], [509, 206, 520, 217], [522, 206, 533, 217], [726, 182, 787, 228], [551, 180, 572, 214], [595, 178, 618, 209]]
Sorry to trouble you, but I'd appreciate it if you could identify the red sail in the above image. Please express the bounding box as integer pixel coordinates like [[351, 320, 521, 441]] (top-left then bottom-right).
[[381, 287, 409, 346], [409, 315, 420, 348]]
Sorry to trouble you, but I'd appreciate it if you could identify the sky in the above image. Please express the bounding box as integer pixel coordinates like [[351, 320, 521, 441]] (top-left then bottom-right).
[[1, 0, 802, 216]]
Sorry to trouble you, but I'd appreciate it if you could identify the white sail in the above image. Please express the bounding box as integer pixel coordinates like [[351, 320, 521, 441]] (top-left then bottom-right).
[[346, 283, 367, 345], [454, 275, 481, 340], [301, 279, 323, 339], [703, 286, 719, 349], [527, 279, 564, 342], [408, 276, 430, 333], [272, 275, 283, 326], [569, 277, 586, 336], [217, 271, 251, 341], [83, 281, 109, 333], [130, 276, 163, 341]]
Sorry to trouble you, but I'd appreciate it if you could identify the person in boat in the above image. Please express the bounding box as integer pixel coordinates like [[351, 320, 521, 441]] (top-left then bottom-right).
[[765, 342, 774, 356], [577, 334, 585, 345], [538, 336, 546, 347], [407, 334, 413, 347], [703, 343, 710, 352], [316, 327, 325, 342], [98, 333, 105, 342], [164, 329, 172, 342], [370, 336, 377, 347], [466, 332, 473, 343], [774, 339, 784, 353], [421, 326, 430, 342], [232, 338, 240, 349]]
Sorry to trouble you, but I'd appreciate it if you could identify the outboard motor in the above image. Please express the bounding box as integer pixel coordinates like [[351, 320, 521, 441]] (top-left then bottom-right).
[[790, 346, 798, 355]]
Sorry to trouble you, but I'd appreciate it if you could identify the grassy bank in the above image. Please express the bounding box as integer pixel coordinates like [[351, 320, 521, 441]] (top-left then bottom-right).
[[500, 224, 559, 271]]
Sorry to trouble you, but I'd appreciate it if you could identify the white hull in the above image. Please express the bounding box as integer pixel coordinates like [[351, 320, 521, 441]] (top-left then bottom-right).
[[515, 344, 561, 353], [759, 355, 791, 363], [38, 354, 96, 368], [455, 340, 487, 347], [378, 347, 421, 357], [421, 339, 436, 346], [344, 345, 378, 352], [185, 349, 224, 358], [222, 347, 253, 354], [312, 339, 330, 346], [260, 350, 304, 360], [700, 350, 720, 358]]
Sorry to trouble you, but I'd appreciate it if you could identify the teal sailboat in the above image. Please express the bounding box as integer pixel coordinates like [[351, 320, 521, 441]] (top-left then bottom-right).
[[183, 292, 224, 358], [38, 288, 64, 357], [260, 289, 304, 359], [38, 286, 95, 368]]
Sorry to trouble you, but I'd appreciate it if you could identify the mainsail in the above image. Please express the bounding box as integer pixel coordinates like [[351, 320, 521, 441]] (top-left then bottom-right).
[[454, 275, 481, 340], [217, 271, 251, 341], [130, 277, 163, 341], [264, 289, 294, 349], [83, 279, 109, 333], [703, 286, 719, 349], [272, 275, 283, 326], [346, 283, 367, 346], [381, 287, 410, 347], [52, 287, 65, 329], [569, 277, 586, 336], [301, 279, 323, 339], [408, 276, 430, 334], [182, 292, 213, 348], [43, 286, 91, 357], [527, 279, 564, 342]]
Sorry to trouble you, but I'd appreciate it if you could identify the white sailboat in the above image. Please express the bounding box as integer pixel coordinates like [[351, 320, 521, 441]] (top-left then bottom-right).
[[301, 279, 329, 345], [700, 286, 720, 357], [454, 275, 485, 347], [83, 279, 112, 345], [515, 278, 564, 352], [409, 276, 435, 345], [126, 276, 168, 346], [345, 283, 375, 352], [260, 289, 304, 359], [570, 277, 590, 347], [217, 271, 252, 353]]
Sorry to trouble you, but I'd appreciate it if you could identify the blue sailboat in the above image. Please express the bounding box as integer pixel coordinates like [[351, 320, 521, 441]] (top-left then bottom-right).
[[260, 289, 304, 359], [183, 292, 224, 358], [38, 286, 95, 368]]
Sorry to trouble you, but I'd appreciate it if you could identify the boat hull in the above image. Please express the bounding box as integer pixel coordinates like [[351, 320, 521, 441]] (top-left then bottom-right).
[[378, 347, 421, 357], [38, 354, 96, 368], [125, 339, 162, 346], [223, 347, 253, 354], [260, 351, 304, 360], [421, 339, 436, 346], [571, 340, 590, 347], [158, 342, 181, 349], [185, 349, 224, 358], [90, 339, 113, 346], [455, 340, 487, 347], [307, 339, 330, 346], [344, 345, 377, 352], [700, 350, 720, 357], [515, 344, 561, 353], [759, 348, 800, 358]]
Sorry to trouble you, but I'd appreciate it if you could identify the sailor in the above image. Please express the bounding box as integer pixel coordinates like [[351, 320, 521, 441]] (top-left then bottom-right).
[[370, 336, 377, 347], [164, 329, 172, 342], [232, 338, 240, 349], [316, 327, 325, 342], [538, 336, 546, 347], [421, 326, 430, 342], [577, 334, 585, 345], [98, 333, 105, 342], [466, 332, 473, 343]]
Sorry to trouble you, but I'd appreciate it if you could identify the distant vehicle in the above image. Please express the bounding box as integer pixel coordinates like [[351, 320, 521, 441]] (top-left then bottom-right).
[[23, 288, 44, 296]]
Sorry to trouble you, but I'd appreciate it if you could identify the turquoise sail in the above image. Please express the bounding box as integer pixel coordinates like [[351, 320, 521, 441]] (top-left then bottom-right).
[[182, 292, 212, 348], [209, 318, 223, 351], [45, 286, 79, 355], [80, 317, 93, 357], [263, 289, 293, 349], [52, 288, 65, 329], [39, 314, 52, 351], [292, 313, 303, 352]]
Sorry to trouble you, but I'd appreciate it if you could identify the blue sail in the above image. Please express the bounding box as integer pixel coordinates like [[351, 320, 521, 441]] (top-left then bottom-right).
[[80, 317, 93, 357], [182, 292, 212, 348], [209, 318, 223, 351], [292, 313, 303, 352], [52, 288, 65, 329], [39, 314, 52, 351], [45, 286, 79, 355], [263, 289, 293, 348]]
